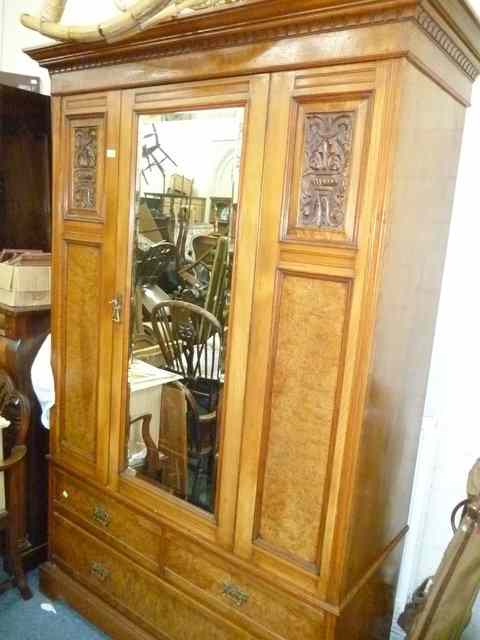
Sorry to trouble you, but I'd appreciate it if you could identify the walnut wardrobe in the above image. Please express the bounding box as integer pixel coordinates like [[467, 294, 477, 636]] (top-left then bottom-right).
[[27, 2, 480, 639]]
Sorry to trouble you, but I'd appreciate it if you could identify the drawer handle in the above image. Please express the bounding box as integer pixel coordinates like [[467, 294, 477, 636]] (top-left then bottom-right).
[[90, 561, 111, 582], [222, 583, 249, 607], [93, 505, 111, 527]]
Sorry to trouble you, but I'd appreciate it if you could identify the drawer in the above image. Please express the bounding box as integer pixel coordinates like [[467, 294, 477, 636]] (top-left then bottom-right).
[[164, 535, 326, 640], [53, 469, 162, 571], [52, 514, 254, 640]]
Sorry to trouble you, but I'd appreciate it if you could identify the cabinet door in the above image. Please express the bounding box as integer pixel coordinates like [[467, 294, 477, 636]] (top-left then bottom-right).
[[51, 92, 121, 484], [110, 76, 270, 548], [234, 61, 400, 598]]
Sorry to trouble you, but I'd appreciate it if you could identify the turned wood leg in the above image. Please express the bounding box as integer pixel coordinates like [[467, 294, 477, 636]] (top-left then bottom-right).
[[6, 468, 32, 600], [7, 516, 32, 600]]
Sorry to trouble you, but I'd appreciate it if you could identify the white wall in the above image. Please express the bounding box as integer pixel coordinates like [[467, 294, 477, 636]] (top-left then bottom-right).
[[0, 0, 121, 93], [392, 16, 480, 635], [3, 2, 480, 636]]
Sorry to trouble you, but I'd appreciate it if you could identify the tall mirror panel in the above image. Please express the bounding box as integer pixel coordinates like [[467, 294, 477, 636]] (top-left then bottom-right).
[[124, 107, 244, 515]]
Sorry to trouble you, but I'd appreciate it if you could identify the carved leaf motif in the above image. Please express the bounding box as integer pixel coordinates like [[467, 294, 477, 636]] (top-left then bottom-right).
[[299, 112, 354, 230], [73, 126, 98, 209]]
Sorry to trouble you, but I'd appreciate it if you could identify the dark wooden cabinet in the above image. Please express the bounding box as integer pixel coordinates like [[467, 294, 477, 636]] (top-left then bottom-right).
[[0, 84, 51, 251]]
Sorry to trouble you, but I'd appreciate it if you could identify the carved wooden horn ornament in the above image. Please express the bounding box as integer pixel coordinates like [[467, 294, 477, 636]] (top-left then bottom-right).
[[21, 0, 221, 44]]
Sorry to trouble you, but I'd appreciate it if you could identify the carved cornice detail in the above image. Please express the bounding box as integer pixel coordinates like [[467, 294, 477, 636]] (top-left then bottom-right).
[[416, 8, 478, 80], [45, 4, 416, 74], [34, 3, 478, 81]]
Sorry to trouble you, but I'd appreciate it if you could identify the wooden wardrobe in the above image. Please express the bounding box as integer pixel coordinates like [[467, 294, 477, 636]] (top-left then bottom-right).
[[27, 2, 480, 638]]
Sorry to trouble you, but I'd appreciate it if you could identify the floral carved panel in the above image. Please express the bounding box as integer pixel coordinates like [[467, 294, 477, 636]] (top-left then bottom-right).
[[66, 115, 105, 221], [299, 112, 354, 231], [284, 93, 371, 246], [73, 126, 98, 210]]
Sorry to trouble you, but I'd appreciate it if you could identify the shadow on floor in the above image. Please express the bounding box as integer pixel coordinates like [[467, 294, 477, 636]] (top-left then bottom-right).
[[0, 570, 110, 639]]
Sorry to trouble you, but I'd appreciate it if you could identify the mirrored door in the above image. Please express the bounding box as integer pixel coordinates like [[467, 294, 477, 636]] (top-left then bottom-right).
[[124, 107, 245, 515]]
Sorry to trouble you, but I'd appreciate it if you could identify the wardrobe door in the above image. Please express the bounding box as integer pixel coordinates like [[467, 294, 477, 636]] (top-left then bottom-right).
[[111, 75, 269, 548], [51, 92, 121, 484], [234, 61, 400, 598]]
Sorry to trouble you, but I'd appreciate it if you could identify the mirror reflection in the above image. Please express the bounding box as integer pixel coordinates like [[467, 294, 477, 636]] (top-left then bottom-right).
[[125, 107, 244, 514]]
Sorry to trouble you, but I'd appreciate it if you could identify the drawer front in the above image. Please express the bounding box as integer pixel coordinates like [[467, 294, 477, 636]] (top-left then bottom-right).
[[165, 535, 325, 640], [52, 514, 254, 640], [53, 470, 162, 570]]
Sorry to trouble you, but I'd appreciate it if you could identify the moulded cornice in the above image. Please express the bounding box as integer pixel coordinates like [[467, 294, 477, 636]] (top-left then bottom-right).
[[24, 0, 480, 81]]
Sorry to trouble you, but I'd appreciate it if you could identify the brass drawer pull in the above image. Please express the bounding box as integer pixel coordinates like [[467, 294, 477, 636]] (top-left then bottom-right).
[[222, 583, 249, 607], [93, 505, 111, 527], [90, 561, 111, 582]]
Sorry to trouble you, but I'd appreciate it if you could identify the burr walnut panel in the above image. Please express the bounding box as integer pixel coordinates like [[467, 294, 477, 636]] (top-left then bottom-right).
[[257, 273, 350, 569], [284, 95, 372, 246], [60, 242, 101, 464], [65, 116, 106, 222]]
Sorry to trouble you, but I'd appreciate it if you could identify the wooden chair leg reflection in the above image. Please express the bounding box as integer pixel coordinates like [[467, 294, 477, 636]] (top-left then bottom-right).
[[0, 371, 33, 601], [0, 507, 32, 600]]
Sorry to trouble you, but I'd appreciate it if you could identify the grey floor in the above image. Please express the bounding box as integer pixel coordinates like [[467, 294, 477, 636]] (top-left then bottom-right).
[[0, 570, 110, 640]]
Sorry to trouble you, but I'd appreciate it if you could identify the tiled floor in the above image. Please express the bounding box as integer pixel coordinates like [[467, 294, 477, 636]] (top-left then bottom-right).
[[0, 570, 109, 640]]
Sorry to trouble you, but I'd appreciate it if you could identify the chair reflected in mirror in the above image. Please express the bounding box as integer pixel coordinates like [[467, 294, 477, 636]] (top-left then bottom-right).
[[149, 301, 224, 510], [138, 380, 219, 511]]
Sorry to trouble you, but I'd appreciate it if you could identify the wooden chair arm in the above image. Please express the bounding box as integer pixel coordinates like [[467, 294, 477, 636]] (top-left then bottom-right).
[[198, 410, 216, 423], [130, 413, 152, 425], [0, 445, 27, 471]]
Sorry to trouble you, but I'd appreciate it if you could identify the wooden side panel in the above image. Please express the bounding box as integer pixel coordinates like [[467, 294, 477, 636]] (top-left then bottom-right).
[[62, 242, 101, 461], [257, 274, 350, 566], [52, 92, 121, 484], [341, 60, 467, 597], [335, 542, 404, 640]]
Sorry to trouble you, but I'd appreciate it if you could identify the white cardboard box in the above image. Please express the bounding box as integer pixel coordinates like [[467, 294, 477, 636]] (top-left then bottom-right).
[[0, 262, 51, 307]]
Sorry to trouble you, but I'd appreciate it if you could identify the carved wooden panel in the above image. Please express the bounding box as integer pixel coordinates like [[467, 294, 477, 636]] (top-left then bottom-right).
[[284, 96, 372, 246], [60, 242, 100, 462], [256, 273, 350, 569], [73, 126, 98, 209], [66, 116, 105, 221], [299, 112, 354, 230]]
